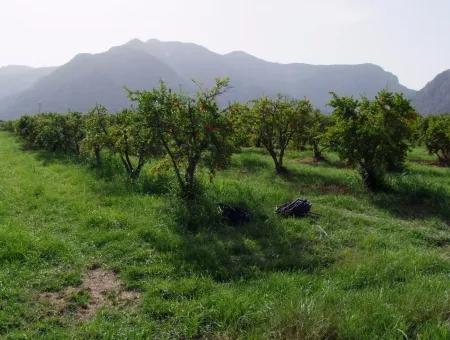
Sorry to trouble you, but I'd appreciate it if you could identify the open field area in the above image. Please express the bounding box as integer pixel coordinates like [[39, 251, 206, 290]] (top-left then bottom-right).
[[1, 130, 450, 339]]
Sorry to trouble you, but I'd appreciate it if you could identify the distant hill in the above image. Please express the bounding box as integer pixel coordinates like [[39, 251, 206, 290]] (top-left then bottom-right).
[[413, 70, 450, 115], [132, 39, 415, 106], [1, 38, 444, 119], [0, 65, 55, 102], [0, 46, 183, 119]]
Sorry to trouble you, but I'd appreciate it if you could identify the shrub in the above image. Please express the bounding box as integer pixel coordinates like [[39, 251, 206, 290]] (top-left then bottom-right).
[[129, 78, 233, 198], [81, 105, 112, 166], [250, 96, 313, 173], [109, 109, 161, 180], [62, 112, 85, 155], [327, 90, 418, 190], [16, 115, 39, 147], [421, 113, 450, 166], [305, 109, 331, 161], [15, 112, 85, 154], [374, 91, 418, 171], [225, 102, 255, 148], [0, 120, 16, 132]]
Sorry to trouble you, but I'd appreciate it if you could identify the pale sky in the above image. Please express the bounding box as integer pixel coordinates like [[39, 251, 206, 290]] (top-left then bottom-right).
[[1, 0, 449, 90]]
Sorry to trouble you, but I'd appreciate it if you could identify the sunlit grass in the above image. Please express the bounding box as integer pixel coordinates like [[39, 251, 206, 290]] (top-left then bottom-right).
[[0, 131, 449, 338]]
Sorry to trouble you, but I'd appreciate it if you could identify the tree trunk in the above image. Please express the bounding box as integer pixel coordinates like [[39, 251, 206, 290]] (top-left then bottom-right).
[[312, 142, 324, 162], [130, 159, 145, 180], [94, 145, 101, 167], [276, 148, 287, 174], [268, 150, 282, 174], [360, 164, 384, 191], [183, 157, 198, 199]]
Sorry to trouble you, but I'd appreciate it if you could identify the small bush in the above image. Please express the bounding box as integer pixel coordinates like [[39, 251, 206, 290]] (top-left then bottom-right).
[[421, 113, 450, 166], [326, 90, 418, 190]]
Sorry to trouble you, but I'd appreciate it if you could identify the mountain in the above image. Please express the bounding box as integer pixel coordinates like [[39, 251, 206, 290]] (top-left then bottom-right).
[[413, 70, 450, 115], [0, 65, 55, 102], [0, 45, 183, 119], [0, 39, 418, 119], [134, 39, 415, 105]]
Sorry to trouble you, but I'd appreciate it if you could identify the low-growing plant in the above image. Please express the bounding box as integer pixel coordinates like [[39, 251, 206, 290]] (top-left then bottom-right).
[[0, 120, 15, 132], [251, 96, 313, 173], [109, 109, 161, 180], [129, 78, 234, 198], [225, 102, 255, 148], [421, 113, 450, 166], [15, 112, 85, 154], [81, 105, 112, 166], [327, 90, 417, 190], [305, 109, 330, 162]]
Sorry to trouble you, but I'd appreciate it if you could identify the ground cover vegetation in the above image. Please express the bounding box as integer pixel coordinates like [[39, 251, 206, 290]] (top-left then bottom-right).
[[0, 78, 449, 338]]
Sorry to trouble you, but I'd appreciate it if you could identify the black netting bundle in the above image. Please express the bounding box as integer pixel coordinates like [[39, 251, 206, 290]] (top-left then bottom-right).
[[276, 199, 311, 217], [218, 204, 251, 225]]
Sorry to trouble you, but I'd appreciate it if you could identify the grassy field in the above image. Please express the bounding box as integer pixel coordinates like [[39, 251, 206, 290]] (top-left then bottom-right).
[[1, 130, 450, 339]]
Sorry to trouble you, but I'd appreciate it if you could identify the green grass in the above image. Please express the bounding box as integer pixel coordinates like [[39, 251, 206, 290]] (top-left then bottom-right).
[[0, 130, 450, 339]]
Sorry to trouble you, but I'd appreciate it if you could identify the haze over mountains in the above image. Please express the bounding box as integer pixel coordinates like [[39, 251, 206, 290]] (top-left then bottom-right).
[[0, 39, 448, 119], [0, 66, 55, 103], [414, 70, 450, 115]]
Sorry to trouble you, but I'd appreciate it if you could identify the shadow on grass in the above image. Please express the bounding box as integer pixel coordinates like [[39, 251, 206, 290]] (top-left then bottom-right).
[[277, 165, 360, 196], [238, 157, 271, 172], [32, 149, 122, 178], [162, 192, 333, 282], [231, 150, 272, 174], [295, 156, 349, 170], [30, 148, 174, 197], [371, 176, 450, 225], [407, 163, 450, 178]]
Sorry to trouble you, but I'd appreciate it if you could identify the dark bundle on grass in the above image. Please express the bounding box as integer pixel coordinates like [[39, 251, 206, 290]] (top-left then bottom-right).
[[217, 204, 251, 225], [276, 198, 312, 217]]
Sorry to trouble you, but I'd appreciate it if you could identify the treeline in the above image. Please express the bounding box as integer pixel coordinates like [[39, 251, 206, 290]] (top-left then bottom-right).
[[1, 78, 449, 197]]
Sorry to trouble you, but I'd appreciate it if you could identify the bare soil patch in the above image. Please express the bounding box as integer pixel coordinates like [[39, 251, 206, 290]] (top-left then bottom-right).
[[39, 268, 139, 320]]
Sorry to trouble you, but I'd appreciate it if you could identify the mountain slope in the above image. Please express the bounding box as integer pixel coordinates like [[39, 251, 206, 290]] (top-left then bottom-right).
[[0, 39, 416, 119], [0, 46, 183, 119], [136, 39, 415, 106], [0, 65, 55, 102], [414, 70, 450, 115]]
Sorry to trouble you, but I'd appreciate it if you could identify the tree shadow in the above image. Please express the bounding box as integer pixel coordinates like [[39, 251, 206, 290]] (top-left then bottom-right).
[[28, 148, 173, 198], [140, 174, 173, 196], [295, 156, 348, 170], [277, 165, 361, 196], [406, 164, 450, 178], [231, 150, 272, 174], [161, 194, 333, 282], [370, 178, 450, 225], [238, 157, 271, 172]]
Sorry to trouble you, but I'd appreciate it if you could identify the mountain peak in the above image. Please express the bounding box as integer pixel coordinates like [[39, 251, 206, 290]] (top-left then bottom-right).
[[1, 38, 438, 119], [124, 38, 145, 47], [225, 50, 260, 60], [413, 69, 450, 115]]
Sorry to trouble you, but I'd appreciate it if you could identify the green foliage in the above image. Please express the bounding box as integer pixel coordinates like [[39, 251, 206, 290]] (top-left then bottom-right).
[[305, 109, 331, 161], [327, 90, 418, 190], [251, 95, 313, 173], [0, 130, 449, 338], [0, 120, 15, 132], [225, 102, 254, 148], [14, 112, 85, 154], [80, 105, 112, 166], [129, 78, 234, 198], [2, 77, 450, 338], [421, 113, 450, 165], [109, 109, 161, 180], [375, 91, 419, 171]]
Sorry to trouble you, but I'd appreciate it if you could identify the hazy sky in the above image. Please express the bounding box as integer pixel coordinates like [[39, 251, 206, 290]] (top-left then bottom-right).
[[1, 0, 449, 89]]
